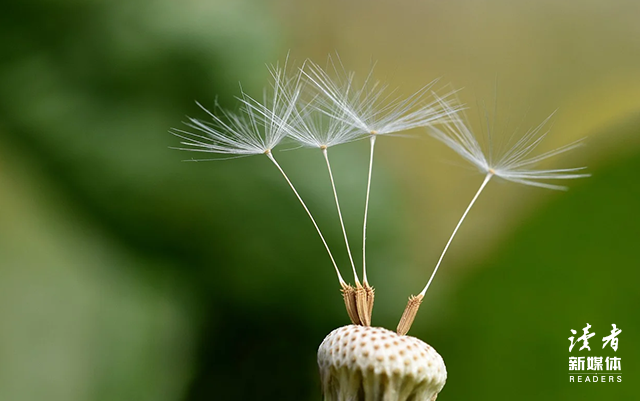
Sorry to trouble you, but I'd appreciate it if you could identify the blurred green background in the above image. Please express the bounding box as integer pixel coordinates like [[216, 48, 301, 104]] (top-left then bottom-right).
[[1, 0, 639, 400]]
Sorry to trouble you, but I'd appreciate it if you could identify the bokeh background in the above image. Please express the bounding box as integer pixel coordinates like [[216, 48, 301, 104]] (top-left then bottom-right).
[[1, 0, 639, 400]]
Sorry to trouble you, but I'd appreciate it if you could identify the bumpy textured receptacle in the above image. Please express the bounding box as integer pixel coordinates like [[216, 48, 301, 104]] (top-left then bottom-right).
[[318, 325, 446, 401]]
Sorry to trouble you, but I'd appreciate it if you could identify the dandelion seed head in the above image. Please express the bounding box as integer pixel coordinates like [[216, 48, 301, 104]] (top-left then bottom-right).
[[430, 97, 590, 190], [300, 55, 458, 139], [171, 59, 302, 157], [284, 97, 364, 149]]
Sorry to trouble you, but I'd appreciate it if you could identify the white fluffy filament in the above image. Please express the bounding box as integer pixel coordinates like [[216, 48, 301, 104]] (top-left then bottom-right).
[[430, 97, 590, 190]]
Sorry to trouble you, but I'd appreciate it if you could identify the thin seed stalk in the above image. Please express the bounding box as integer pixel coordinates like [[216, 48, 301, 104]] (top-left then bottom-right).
[[322, 147, 360, 285], [266, 151, 345, 285], [397, 173, 493, 335]]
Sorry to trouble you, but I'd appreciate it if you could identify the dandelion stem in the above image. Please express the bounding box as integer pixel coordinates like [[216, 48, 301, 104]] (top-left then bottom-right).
[[419, 172, 493, 296], [266, 151, 345, 285], [362, 135, 376, 285], [322, 148, 360, 285]]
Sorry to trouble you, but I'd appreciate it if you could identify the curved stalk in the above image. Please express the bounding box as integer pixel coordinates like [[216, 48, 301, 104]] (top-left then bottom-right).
[[419, 173, 493, 296], [362, 135, 376, 285], [322, 148, 360, 285], [267, 151, 345, 285]]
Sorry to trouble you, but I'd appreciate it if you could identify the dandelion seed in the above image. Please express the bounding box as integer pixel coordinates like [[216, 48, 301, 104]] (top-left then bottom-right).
[[284, 112, 363, 319], [284, 99, 364, 293], [397, 98, 590, 335], [298, 56, 460, 326], [302, 56, 459, 308], [171, 60, 347, 289]]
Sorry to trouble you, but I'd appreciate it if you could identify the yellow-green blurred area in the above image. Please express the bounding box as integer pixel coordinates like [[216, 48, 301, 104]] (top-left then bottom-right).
[[1, 0, 639, 400]]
